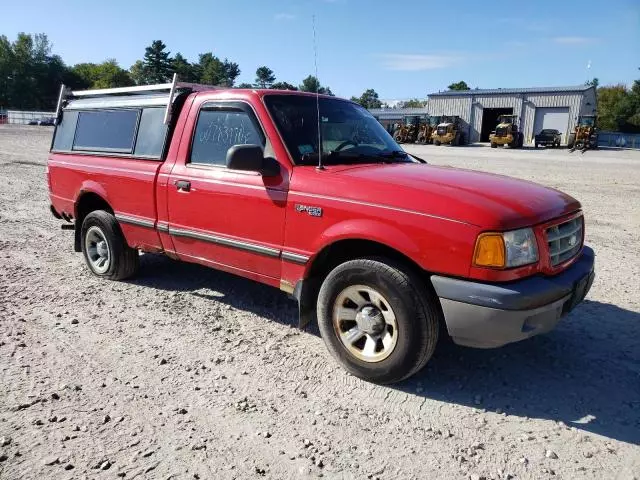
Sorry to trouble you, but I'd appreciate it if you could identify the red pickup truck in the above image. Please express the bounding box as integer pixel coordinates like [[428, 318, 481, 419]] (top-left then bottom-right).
[[47, 78, 595, 384]]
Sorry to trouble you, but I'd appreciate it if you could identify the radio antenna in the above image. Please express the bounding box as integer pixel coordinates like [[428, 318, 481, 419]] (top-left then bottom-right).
[[313, 15, 324, 170]]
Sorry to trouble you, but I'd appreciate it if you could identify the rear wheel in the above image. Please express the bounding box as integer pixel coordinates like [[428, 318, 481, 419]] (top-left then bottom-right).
[[317, 258, 440, 384], [434, 140, 441, 146], [81, 210, 139, 280]]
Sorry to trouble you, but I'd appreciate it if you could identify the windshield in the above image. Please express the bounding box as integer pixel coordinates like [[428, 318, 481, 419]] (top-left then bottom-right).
[[264, 94, 410, 166], [579, 117, 595, 126]]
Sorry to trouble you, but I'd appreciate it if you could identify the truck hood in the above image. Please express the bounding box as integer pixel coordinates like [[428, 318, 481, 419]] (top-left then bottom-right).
[[304, 163, 581, 229]]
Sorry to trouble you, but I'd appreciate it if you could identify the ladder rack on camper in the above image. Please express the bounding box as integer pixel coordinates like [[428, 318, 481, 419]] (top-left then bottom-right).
[[54, 74, 219, 126]]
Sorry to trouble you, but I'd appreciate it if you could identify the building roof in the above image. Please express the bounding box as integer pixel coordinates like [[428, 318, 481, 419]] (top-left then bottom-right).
[[368, 107, 429, 119], [429, 85, 594, 97]]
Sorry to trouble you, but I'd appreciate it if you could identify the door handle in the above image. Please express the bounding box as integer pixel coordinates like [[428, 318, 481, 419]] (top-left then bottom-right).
[[174, 180, 191, 192]]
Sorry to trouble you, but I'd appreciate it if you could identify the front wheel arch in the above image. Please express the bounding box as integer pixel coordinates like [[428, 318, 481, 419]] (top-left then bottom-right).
[[295, 238, 439, 329]]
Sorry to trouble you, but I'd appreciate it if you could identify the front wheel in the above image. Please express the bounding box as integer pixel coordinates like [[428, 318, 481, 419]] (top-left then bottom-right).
[[317, 258, 440, 384], [490, 142, 497, 148], [81, 210, 139, 280]]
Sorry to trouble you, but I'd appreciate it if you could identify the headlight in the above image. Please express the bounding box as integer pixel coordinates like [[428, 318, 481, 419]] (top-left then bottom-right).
[[473, 228, 539, 268]]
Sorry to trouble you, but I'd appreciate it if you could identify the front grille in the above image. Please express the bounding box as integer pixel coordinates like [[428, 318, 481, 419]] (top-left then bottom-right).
[[546, 216, 583, 266]]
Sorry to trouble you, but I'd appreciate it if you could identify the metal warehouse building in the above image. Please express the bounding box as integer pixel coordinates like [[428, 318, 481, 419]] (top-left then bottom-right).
[[370, 85, 597, 146], [428, 85, 596, 145]]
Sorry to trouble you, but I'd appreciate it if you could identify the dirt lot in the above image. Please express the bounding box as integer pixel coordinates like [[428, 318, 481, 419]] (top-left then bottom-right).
[[1, 125, 639, 480]]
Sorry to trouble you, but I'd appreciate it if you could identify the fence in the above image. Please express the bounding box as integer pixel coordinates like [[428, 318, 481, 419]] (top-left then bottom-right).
[[0, 110, 56, 125], [598, 131, 640, 149]]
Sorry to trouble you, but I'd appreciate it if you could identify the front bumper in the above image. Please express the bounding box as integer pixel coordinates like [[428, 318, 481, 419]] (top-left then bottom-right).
[[431, 246, 595, 348]]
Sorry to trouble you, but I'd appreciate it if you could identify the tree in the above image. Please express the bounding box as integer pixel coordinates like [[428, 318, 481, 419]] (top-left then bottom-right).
[[585, 78, 599, 88], [255, 66, 275, 88], [597, 85, 628, 131], [222, 60, 240, 86], [595, 81, 640, 133], [270, 81, 298, 91], [351, 89, 382, 109], [448, 80, 470, 91], [299, 75, 333, 95], [398, 98, 426, 108], [142, 40, 173, 84], [0, 32, 73, 110], [237, 82, 254, 89], [198, 53, 240, 86], [129, 60, 146, 85], [72, 60, 133, 89], [171, 53, 198, 83]]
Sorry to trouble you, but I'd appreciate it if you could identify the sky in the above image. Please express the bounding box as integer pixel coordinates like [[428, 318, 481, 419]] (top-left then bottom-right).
[[3, 0, 639, 101]]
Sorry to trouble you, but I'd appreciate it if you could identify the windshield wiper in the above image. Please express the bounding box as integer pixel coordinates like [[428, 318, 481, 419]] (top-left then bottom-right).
[[379, 150, 408, 159], [300, 149, 410, 166]]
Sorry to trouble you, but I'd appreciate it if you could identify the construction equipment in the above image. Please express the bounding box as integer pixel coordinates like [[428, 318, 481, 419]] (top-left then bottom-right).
[[489, 114, 523, 148], [568, 115, 598, 153], [417, 116, 440, 144], [432, 116, 464, 146], [393, 115, 421, 143]]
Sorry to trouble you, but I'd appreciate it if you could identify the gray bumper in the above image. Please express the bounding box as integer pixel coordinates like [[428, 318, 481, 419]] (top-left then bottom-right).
[[431, 247, 595, 348]]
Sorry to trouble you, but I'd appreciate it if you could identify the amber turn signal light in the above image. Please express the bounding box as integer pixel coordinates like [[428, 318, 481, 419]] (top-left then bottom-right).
[[473, 233, 506, 268]]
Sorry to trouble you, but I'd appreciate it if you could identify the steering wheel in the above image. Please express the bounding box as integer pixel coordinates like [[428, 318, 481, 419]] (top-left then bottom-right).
[[333, 140, 358, 152]]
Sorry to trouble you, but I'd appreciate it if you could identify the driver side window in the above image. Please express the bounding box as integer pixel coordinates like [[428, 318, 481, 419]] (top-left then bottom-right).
[[190, 109, 264, 166]]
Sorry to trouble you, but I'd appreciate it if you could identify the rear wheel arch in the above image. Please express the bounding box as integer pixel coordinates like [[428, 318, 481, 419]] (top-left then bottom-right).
[[74, 192, 114, 252]]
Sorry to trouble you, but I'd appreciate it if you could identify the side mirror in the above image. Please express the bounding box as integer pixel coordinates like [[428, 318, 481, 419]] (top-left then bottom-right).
[[226, 145, 279, 176]]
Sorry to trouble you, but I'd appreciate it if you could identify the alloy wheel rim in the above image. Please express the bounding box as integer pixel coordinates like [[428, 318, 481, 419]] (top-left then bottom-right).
[[86, 226, 110, 274], [332, 284, 398, 363]]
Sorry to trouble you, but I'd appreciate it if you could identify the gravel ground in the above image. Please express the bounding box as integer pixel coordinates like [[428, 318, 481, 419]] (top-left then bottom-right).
[[1, 124, 639, 480]]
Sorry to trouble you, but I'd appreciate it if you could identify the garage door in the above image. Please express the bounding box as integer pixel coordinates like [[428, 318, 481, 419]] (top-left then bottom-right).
[[533, 107, 570, 143]]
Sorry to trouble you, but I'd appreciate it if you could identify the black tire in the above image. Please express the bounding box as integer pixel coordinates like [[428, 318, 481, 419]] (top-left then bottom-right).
[[434, 140, 441, 146], [534, 142, 539, 148], [316, 257, 440, 384], [490, 142, 497, 148], [81, 210, 139, 280]]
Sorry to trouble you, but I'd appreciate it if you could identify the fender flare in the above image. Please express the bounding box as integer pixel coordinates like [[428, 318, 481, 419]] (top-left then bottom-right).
[[73, 182, 113, 252], [74, 181, 111, 218], [304, 218, 424, 277], [294, 219, 427, 329]]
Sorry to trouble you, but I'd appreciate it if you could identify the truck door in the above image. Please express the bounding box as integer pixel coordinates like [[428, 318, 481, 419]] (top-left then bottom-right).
[[165, 99, 288, 282]]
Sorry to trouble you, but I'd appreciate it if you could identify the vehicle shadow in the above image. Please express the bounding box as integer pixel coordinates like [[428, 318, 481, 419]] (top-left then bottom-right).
[[129, 254, 639, 445], [128, 253, 302, 329], [397, 299, 640, 445]]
